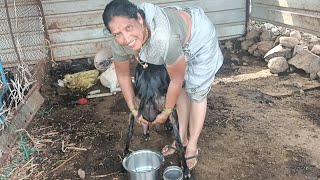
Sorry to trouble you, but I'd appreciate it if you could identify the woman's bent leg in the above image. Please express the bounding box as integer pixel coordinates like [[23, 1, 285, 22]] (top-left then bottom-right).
[[162, 89, 190, 156]]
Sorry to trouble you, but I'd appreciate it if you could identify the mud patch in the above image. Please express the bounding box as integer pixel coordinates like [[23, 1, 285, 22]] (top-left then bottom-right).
[[238, 89, 275, 105], [303, 104, 320, 127], [287, 149, 320, 178]]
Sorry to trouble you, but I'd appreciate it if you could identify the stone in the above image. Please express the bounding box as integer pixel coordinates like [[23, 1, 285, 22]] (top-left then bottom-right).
[[230, 54, 240, 62], [289, 65, 296, 72], [253, 49, 261, 57], [241, 39, 256, 51], [290, 30, 302, 40], [311, 45, 320, 55], [271, 27, 280, 36], [246, 29, 260, 40], [310, 73, 318, 80], [293, 45, 304, 56], [264, 44, 292, 61], [268, 57, 289, 74], [279, 37, 299, 48], [225, 40, 233, 49], [308, 37, 320, 50], [273, 36, 281, 47], [78, 169, 86, 179], [280, 28, 290, 36], [257, 41, 274, 56], [264, 23, 276, 30], [260, 30, 272, 41], [248, 43, 258, 54], [288, 50, 320, 74]]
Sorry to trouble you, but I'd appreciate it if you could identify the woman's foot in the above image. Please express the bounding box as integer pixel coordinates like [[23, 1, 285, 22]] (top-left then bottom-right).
[[161, 140, 188, 156], [185, 146, 200, 170]]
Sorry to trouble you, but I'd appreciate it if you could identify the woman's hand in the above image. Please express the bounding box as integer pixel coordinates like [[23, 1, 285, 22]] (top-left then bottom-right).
[[131, 109, 149, 125], [137, 115, 149, 125], [152, 111, 170, 125]]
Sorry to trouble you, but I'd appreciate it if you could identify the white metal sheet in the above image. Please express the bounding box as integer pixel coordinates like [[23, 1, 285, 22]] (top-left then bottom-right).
[[251, 0, 320, 36], [41, 0, 247, 61]]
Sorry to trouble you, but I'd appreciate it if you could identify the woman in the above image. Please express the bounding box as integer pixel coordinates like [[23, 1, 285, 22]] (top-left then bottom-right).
[[103, 0, 223, 169]]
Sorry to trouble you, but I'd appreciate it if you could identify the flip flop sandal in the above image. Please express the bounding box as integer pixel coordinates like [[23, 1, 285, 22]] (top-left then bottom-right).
[[161, 145, 177, 157], [185, 149, 199, 170]]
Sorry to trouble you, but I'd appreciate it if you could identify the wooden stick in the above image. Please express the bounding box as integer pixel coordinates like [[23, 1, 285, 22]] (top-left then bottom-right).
[[86, 93, 114, 99], [65, 147, 87, 151], [91, 171, 121, 178], [50, 152, 80, 173]]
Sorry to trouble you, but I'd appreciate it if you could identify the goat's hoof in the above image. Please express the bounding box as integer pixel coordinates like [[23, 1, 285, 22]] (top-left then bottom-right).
[[183, 169, 193, 179], [123, 148, 133, 157], [141, 134, 150, 142]]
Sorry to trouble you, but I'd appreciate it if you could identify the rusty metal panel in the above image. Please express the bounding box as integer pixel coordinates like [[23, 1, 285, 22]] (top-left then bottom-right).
[[251, 0, 320, 36], [41, 0, 246, 61]]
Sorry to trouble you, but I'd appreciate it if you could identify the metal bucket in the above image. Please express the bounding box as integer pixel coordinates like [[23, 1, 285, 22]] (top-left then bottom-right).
[[163, 166, 183, 180], [122, 149, 164, 180]]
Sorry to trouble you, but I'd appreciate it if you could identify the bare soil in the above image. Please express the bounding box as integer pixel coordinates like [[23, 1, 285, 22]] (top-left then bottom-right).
[[26, 48, 320, 180]]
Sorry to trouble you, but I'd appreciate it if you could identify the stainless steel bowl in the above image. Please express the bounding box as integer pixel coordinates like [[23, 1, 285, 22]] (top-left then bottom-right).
[[122, 149, 164, 180], [163, 166, 183, 180]]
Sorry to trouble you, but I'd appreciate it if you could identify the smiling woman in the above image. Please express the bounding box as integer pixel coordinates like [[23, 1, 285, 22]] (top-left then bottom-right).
[[102, 0, 224, 171], [108, 15, 147, 51]]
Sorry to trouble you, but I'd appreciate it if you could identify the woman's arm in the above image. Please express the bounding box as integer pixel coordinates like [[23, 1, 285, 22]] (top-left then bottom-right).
[[165, 56, 186, 109], [113, 61, 136, 110], [152, 56, 186, 125]]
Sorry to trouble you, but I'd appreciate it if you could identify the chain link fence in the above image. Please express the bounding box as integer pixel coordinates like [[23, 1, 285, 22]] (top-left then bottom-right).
[[0, 0, 48, 66]]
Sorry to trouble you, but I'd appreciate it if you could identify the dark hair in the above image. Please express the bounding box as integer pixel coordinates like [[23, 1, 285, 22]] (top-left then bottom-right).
[[102, 0, 145, 32]]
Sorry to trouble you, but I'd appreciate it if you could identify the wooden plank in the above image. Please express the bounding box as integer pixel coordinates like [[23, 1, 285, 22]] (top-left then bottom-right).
[[0, 89, 44, 162]]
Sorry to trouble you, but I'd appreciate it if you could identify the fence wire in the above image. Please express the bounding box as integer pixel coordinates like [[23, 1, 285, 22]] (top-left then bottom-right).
[[0, 0, 47, 65]]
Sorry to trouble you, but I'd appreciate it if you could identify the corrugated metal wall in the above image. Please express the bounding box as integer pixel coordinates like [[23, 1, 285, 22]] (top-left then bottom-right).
[[251, 0, 320, 36], [41, 0, 247, 62]]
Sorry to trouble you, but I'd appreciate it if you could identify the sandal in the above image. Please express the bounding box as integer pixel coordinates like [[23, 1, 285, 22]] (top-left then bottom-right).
[[161, 145, 177, 157], [185, 149, 199, 170]]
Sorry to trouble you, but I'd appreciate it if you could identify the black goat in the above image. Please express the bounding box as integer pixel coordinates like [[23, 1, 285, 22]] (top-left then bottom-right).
[[123, 63, 192, 179]]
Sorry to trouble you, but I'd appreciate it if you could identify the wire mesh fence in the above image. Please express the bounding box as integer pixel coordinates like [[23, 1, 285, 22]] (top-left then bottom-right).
[[0, 0, 47, 66], [0, 1, 47, 178]]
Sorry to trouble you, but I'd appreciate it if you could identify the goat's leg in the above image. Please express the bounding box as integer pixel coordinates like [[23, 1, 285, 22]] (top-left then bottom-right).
[[170, 110, 192, 179], [142, 123, 150, 141], [124, 114, 135, 156]]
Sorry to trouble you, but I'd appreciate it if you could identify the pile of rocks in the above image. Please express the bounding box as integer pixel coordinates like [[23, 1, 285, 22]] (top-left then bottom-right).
[[225, 23, 320, 80]]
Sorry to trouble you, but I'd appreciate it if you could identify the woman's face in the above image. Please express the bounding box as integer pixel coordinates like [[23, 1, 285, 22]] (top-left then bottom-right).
[[108, 14, 145, 51]]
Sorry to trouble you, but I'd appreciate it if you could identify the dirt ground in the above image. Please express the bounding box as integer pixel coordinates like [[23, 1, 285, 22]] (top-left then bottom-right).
[[15, 45, 320, 180]]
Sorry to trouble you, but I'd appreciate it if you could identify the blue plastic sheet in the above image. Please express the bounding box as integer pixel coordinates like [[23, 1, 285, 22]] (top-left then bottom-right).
[[0, 61, 8, 123]]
